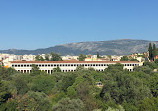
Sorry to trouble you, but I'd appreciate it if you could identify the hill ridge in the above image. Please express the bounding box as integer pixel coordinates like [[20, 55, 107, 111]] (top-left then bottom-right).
[[0, 39, 157, 55]]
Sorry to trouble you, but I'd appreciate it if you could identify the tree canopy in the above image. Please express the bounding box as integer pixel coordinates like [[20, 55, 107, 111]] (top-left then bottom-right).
[[78, 54, 86, 61], [0, 62, 158, 110], [35, 52, 62, 61]]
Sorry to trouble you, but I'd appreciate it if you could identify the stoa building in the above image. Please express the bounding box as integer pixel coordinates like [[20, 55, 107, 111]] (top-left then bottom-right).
[[10, 61, 141, 74]]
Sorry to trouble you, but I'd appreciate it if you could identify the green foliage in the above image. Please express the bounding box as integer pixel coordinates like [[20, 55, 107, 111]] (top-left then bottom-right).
[[106, 105, 125, 111], [61, 73, 77, 92], [106, 63, 124, 71], [45, 54, 50, 61], [30, 64, 41, 76], [120, 56, 138, 61], [50, 52, 62, 61], [35, 52, 62, 61], [17, 91, 51, 111], [148, 43, 157, 60], [35, 55, 44, 61], [120, 56, 129, 61], [76, 65, 85, 71], [0, 66, 17, 80], [122, 101, 138, 111], [107, 55, 112, 60], [148, 42, 153, 60], [149, 74, 158, 97], [155, 59, 158, 65], [14, 76, 29, 95], [0, 99, 18, 111], [52, 97, 85, 111], [1, 61, 158, 110], [134, 65, 154, 75], [77, 81, 90, 100], [143, 61, 158, 69], [31, 75, 55, 94], [78, 54, 86, 61], [153, 43, 157, 58], [76, 81, 98, 110], [97, 52, 100, 58], [0, 78, 11, 105], [53, 66, 61, 72], [130, 58, 138, 61], [67, 86, 77, 99], [101, 65, 152, 104], [51, 91, 67, 105], [138, 97, 158, 111]]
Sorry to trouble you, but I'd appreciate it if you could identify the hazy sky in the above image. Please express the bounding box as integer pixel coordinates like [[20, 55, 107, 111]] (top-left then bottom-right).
[[0, 0, 158, 50]]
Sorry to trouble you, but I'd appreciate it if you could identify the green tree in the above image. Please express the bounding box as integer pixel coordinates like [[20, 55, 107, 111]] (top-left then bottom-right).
[[76, 65, 85, 71], [67, 86, 77, 99], [52, 98, 85, 111], [61, 73, 77, 92], [76, 81, 98, 110], [155, 59, 158, 65], [17, 91, 51, 111], [78, 54, 86, 61], [14, 76, 29, 95], [149, 74, 158, 97], [97, 52, 100, 58], [134, 65, 154, 75], [0, 66, 17, 80], [148, 43, 153, 60], [45, 54, 50, 61], [107, 55, 112, 61], [35, 55, 44, 61], [138, 97, 158, 111], [31, 75, 55, 94], [120, 56, 129, 61], [122, 101, 138, 111], [50, 52, 62, 61], [143, 61, 158, 69], [53, 66, 61, 72], [106, 63, 124, 71], [0, 78, 11, 105], [100, 65, 152, 104], [30, 64, 41, 76], [130, 58, 138, 61], [106, 105, 125, 111], [0, 99, 18, 111], [153, 43, 157, 59]]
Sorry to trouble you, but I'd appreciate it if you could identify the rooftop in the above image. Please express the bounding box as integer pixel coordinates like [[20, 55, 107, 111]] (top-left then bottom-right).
[[10, 61, 139, 64]]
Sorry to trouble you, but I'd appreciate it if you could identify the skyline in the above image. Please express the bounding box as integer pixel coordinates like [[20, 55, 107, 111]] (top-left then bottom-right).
[[0, 0, 158, 50], [0, 39, 156, 50]]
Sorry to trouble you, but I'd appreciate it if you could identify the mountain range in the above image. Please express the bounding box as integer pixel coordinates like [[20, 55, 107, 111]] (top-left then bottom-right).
[[1, 39, 158, 55]]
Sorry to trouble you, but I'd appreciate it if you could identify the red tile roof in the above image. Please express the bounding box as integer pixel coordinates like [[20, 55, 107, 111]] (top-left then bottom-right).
[[10, 61, 139, 64]]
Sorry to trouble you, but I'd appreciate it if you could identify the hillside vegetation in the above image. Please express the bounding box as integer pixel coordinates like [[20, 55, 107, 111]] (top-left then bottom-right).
[[1, 62, 158, 110]]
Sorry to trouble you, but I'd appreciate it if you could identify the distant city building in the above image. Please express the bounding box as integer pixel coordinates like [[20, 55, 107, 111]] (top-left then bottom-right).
[[22, 55, 36, 61], [62, 55, 78, 61]]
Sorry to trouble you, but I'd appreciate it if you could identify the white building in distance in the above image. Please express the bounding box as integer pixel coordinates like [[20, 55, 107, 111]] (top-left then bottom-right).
[[10, 61, 141, 74]]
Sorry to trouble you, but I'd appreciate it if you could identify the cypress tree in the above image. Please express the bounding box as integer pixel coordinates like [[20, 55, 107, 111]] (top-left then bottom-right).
[[148, 43, 153, 60], [153, 43, 156, 59], [97, 52, 100, 58]]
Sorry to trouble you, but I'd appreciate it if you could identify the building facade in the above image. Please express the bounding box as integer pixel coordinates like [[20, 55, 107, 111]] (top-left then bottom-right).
[[10, 61, 140, 74]]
